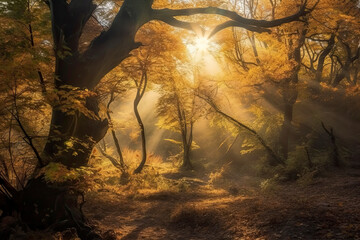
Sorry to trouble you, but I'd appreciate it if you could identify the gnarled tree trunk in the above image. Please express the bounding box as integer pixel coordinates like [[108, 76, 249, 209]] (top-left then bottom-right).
[[19, 0, 154, 236]]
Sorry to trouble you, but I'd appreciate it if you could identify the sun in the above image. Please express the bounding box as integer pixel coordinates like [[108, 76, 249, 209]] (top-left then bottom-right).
[[194, 36, 210, 52], [184, 34, 222, 76]]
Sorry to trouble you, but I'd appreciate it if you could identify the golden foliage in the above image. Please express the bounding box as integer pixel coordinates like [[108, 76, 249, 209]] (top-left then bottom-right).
[[41, 162, 92, 183]]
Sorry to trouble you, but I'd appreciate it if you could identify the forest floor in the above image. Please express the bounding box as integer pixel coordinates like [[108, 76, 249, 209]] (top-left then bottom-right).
[[83, 165, 360, 240]]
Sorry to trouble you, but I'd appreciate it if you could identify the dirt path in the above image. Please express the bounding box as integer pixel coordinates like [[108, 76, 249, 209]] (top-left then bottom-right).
[[84, 169, 360, 240]]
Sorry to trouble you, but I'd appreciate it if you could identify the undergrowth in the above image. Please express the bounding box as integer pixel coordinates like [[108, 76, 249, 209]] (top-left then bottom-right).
[[88, 148, 191, 196]]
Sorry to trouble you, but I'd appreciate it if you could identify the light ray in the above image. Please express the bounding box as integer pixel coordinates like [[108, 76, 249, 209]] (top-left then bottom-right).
[[194, 36, 210, 52]]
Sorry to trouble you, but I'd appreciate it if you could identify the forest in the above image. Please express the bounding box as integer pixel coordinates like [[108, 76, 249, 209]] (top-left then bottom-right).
[[1, 0, 360, 239]]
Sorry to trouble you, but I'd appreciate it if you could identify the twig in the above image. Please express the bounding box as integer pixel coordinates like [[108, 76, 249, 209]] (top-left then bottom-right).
[[10, 81, 44, 167], [7, 115, 24, 189]]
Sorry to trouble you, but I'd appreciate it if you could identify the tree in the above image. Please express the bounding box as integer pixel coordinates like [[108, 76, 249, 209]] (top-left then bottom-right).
[[0, 0, 311, 238], [301, 0, 360, 89], [219, 0, 310, 161], [157, 73, 200, 169], [0, 0, 51, 186], [120, 21, 181, 173], [132, 70, 148, 174], [99, 88, 127, 173]]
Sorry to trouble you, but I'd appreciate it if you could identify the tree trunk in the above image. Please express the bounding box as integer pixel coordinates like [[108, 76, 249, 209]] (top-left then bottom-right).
[[332, 67, 349, 87], [332, 42, 360, 87], [278, 26, 307, 161], [353, 67, 359, 85], [279, 94, 295, 160], [133, 106, 147, 174], [19, 0, 154, 235], [182, 143, 192, 169], [109, 125, 126, 170], [321, 122, 340, 167], [180, 121, 193, 170], [313, 34, 335, 93], [133, 72, 148, 174], [106, 92, 126, 170], [43, 97, 108, 168], [174, 92, 194, 170]]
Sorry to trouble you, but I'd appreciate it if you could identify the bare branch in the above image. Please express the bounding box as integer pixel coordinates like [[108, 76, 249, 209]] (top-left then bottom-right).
[[9, 82, 44, 168], [97, 145, 124, 172], [197, 93, 284, 166]]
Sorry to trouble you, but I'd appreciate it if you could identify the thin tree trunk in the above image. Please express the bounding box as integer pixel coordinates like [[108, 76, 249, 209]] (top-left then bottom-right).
[[133, 72, 148, 174], [182, 121, 193, 169], [332, 42, 360, 87], [0, 154, 9, 180], [321, 122, 340, 167], [106, 91, 126, 170], [332, 68, 349, 87], [174, 91, 194, 170], [11, 82, 44, 169], [27, 0, 47, 94], [279, 99, 294, 160], [182, 143, 192, 169], [330, 57, 335, 84], [98, 141, 123, 171], [313, 34, 335, 92], [353, 67, 359, 85], [248, 32, 261, 65]]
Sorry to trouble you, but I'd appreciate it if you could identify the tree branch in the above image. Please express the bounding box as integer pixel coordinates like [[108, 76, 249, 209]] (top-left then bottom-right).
[[152, 1, 311, 37], [209, 21, 270, 38], [197, 93, 284, 166], [97, 145, 124, 172]]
